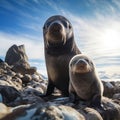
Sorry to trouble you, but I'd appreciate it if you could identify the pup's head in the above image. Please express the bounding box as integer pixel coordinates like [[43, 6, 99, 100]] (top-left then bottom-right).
[[69, 54, 95, 74]]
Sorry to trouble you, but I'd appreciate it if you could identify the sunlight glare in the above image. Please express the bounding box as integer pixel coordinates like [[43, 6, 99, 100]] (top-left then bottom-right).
[[101, 28, 120, 50]]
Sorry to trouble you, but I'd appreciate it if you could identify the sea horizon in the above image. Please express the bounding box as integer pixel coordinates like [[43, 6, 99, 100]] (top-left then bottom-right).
[[29, 57, 120, 82]]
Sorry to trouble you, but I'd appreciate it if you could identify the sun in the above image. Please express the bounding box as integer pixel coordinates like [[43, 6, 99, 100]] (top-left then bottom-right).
[[101, 28, 120, 50]]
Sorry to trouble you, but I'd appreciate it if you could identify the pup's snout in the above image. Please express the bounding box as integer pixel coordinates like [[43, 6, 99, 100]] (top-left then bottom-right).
[[77, 59, 87, 68]]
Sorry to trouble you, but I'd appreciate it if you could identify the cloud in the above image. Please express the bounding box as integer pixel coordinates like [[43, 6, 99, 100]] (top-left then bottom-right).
[[21, 22, 42, 32], [112, 0, 120, 9], [41, 0, 120, 58], [61, 10, 120, 54], [44, 0, 61, 12], [0, 31, 44, 60], [0, 0, 44, 33], [59, 5, 120, 80]]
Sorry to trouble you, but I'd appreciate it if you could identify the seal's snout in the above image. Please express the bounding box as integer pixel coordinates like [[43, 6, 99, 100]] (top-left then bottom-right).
[[49, 21, 62, 32], [78, 59, 87, 66], [71, 58, 90, 74], [76, 59, 87, 69], [45, 20, 66, 44]]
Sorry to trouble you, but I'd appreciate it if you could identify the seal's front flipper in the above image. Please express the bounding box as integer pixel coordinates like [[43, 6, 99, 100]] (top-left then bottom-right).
[[39, 80, 55, 97], [91, 94, 104, 110]]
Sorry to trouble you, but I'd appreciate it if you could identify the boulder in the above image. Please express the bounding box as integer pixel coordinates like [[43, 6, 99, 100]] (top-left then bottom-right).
[[0, 85, 21, 104], [0, 103, 85, 120], [1, 97, 120, 120], [5, 44, 28, 65], [0, 103, 11, 119], [84, 107, 103, 120], [100, 97, 120, 120], [11, 59, 36, 75], [0, 55, 45, 106], [0, 62, 22, 90], [113, 93, 120, 100], [5, 44, 36, 75], [21, 74, 32, 84], [50, 96, 120, 120], [103, 81, 120, 98], [32, 104, 85, 120]]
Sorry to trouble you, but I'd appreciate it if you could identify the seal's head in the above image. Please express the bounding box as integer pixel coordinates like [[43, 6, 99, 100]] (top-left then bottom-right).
[[43, 15, 73, 47], [69, 54, 95, 74]]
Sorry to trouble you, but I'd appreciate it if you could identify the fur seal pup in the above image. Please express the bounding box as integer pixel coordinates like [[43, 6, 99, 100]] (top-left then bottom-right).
[[43, 15, 81, 96], [69, 54, 103, 107]]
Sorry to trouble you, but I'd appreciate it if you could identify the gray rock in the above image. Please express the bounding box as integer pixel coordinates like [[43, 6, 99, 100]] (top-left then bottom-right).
[[2, 103, 85, 120], [5, 44, 36, 75], [100, 97, 120, 120], [21, 74, 32, 84], [5, 44, 28, 65], [85, 107, 103, 120], [11, 59, 30, 74], [113, 93, 120, 100], [103, 81, 120, 98], [0, 44, 120, 120], [11, 59, 37, 75], [0, 103, 11, 119], [52, 96, 120, 120], [0, 62, 11, 70], [32, 104, 85, 120], [0, 85, 21, 104], [32, 74, 42, 81]]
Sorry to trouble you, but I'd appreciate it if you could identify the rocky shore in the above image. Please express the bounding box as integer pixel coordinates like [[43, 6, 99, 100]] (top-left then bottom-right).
[[0, 44, 120, 120]]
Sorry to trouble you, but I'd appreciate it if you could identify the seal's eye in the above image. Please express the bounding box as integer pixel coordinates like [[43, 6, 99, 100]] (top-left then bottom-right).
[[70, 60, 76, 67], [43, 24, 48, 30], [43, 21, 51, 30], [62, 20, 67, 28], [70, 63, 72, 67]]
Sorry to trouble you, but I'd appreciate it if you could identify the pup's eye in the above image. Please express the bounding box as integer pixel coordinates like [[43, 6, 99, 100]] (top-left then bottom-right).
[[70, 60, 77, 67]]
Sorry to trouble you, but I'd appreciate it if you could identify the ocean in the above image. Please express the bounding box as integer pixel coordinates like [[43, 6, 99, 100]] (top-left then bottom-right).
[[30, 55, 120, 82]]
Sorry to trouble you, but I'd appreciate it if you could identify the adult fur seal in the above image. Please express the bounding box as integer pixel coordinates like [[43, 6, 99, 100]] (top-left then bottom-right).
[[43, 15, 81, 96], [69, 54, 103, 107]]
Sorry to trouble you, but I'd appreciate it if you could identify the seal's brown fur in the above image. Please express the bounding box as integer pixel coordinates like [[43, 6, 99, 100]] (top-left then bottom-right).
[[43, 15, 81, 96]]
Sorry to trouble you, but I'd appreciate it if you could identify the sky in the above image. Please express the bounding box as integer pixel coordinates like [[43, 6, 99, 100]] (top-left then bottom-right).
[[0, 0, 120, 80]]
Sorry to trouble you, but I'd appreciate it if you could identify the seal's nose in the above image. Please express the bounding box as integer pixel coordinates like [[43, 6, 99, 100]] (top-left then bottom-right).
[[49, 22, 62, 32], [77, 59, 87, 68]]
